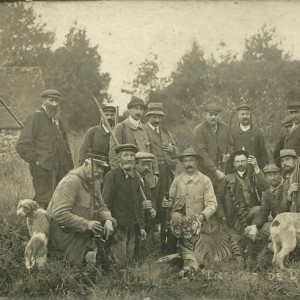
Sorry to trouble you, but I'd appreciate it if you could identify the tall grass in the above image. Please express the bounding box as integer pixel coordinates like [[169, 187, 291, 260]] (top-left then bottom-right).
[[1, 135, 300, 299]]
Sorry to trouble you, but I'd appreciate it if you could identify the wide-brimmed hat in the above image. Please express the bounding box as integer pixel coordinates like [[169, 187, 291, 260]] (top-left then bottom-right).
[[115, 143, 139, 154], [87, 153, 109, 168], [145, 102, 165, 117], [127, 96, 147, 110], [277, 149, 297, 161], [177, 148, 203, 162]]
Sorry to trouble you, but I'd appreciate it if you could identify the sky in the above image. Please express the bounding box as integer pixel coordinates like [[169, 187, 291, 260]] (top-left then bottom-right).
[[32, 1, 300, 112]]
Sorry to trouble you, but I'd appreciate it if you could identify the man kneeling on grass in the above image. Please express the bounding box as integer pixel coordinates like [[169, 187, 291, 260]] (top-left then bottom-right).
[[47, 154, 116, 265]]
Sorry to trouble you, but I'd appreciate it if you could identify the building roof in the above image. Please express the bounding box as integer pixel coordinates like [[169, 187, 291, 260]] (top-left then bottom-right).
[[0, 67, 45, 129]]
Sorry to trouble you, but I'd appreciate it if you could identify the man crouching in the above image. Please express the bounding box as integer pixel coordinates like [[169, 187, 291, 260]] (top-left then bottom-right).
[[47, 154, 116, 265]]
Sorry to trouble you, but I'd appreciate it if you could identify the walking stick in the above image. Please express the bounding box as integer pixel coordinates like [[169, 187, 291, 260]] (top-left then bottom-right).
[[0, 97, 24, 128]]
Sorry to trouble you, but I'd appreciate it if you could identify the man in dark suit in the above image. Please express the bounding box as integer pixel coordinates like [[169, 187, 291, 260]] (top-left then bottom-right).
[[145, 102, 178, 251], [78, 105, 116, 166], [16, 89, 74, 209]]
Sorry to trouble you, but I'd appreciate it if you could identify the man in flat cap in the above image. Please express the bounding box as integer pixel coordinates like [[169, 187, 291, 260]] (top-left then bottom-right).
[[216, 150, 268, 234], [231, 104, 269, 169], [162, 148, 217, 253], [47, 153, 115, 265], [274, 100, 300, 160], [79, 105, 116, 166], [244, 164, 290, 242], [145, 102, 178, 246], [109, 96, 159, 189], [192, 104, 233, 183], [134, 151, 157, 258], [16, 89, 74, 209], [103, 144, 146, 265]]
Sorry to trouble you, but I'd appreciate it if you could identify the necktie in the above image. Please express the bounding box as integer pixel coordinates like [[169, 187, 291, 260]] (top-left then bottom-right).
[[154, 127, 159, 135]]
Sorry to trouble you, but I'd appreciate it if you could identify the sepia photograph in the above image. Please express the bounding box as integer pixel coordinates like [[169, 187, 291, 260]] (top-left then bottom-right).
[[1, 1, 300, 299]]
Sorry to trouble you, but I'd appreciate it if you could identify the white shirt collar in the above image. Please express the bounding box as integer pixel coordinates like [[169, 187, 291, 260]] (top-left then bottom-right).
[[147, 122, 160, 133], [128, 115, 140, 128], [237, 170, 246, 177], [240, 124, 251, 132]]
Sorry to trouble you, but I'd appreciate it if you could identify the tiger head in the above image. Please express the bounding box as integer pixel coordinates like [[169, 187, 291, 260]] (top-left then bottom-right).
[[170, 215, 202, 240]]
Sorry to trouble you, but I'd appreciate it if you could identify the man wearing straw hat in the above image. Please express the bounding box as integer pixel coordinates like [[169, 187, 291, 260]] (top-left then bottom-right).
[[79, 105, 116, 166], [162, 148, 217, 252]]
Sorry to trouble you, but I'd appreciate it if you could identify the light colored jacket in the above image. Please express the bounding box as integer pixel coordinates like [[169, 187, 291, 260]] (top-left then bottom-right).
[[169, 171, 217, 220]]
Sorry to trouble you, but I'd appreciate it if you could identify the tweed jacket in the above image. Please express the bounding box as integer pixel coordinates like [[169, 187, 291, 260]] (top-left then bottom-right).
[[169, 171, 217, 220], [78, 125, 110, 165], [16, 108, 73, 171], [192, 120, 233, 174], [146, 123, 178, 174], [230, 123, 269, 169]]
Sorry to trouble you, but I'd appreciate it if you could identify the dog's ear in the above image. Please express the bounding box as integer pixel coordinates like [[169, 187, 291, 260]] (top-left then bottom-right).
[[30, 201, 39, 214]]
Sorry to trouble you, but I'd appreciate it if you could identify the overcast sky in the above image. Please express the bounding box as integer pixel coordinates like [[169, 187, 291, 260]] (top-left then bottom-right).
[[32, 1, 300, 112]]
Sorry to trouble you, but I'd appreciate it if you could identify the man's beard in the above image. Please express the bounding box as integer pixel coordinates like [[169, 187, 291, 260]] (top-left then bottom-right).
[[241, 118, 250, 126], [45, 106, 61, 119], [282, 165, 294, 174]]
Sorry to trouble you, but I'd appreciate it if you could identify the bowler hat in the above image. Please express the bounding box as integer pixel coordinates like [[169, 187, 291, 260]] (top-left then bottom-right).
[[277, 149, 297, 160], [102, 105, 116, 113], [177, 148, 203, 162], [236, 104, 251, 111], [87, 153, 109, 168], [145, 102, 165, 117], [41, 89, 62, 99], [204, 104, 223, 113], [135, 151, 155, 162], [263, 164, 281, 173], [127, 96, 147, 110], [115, 143, 138, 154]]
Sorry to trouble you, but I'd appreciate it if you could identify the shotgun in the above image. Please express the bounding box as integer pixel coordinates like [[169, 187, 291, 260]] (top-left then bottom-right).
[[0, 97, 24, 128]]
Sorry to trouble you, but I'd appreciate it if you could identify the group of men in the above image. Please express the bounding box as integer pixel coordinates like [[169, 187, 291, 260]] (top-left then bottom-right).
[[15, 88, 300, 266]]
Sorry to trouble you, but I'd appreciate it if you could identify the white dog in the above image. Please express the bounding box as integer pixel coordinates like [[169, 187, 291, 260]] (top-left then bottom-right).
[[17, 199, 50, 270], [270, 212, 300, 270]]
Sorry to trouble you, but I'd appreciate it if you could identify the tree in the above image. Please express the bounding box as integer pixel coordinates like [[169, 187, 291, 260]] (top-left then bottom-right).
[[0, 2, 54, 66], [43, 26, 111, 130]]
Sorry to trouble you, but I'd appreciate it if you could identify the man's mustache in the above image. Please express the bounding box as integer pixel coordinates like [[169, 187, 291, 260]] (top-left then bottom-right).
[[186, 166, 193, 169]]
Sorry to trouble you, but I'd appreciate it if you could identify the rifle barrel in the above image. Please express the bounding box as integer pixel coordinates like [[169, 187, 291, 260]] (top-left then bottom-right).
[[0, 97, 24, 128]]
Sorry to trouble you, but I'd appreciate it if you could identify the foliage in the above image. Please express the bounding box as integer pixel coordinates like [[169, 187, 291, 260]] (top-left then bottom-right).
[[0, 2, 54, 67]]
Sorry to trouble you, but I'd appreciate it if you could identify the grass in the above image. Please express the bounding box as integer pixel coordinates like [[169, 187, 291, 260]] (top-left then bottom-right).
[[1, 134, 300, 299]]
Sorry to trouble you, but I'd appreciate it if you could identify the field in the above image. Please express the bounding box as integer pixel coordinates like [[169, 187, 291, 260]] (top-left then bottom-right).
[[1, 134, 300, 300]]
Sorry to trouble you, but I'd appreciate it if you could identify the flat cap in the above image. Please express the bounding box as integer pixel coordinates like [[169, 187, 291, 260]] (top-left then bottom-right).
[[135, 151, 155, 161], [145, 102, 165, 117], [87, 152, 109, 168], [287, 102, 300, 111], [102, 105, 116, 113], [204, 104, 223, 113], [278, 149, 297, 160], [263, 164, 281, 173], [127, 96, 147, 110], [41, 89, 62, 99], [236, 104, 251, 111], [115, 143, 138, 154], [177, 148, 203, 162]]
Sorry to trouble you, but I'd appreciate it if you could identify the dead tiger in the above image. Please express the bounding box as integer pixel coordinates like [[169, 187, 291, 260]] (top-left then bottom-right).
[[158, 215, 243, 277]]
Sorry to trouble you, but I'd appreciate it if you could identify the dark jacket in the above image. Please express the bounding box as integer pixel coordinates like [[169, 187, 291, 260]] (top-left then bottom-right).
[[216, 169, 268, 227], [16, 108, 73, 171], [146, 123, 178, 174], [192, 120, 233, 175], [231, 123, 269, 169], [274, 124, 300, 160], [78, 125, 110, 165], [252, 182, 291, 228], [102, 167, 145, 229]]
